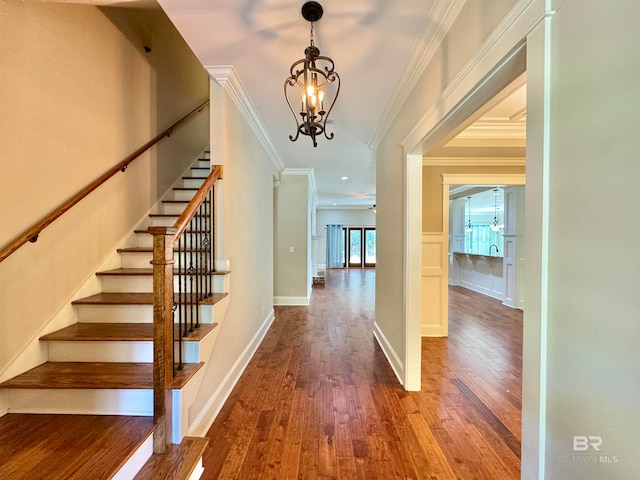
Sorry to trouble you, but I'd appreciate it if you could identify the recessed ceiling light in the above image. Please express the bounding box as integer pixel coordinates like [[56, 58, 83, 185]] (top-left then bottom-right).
[[340, 176, 349, 180], [332, 203, 337, 206]]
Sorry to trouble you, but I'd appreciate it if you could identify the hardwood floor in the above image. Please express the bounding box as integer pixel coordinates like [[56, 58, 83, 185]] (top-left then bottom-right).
[[0, 414, 154, 480], [201, 271, 522, 479]]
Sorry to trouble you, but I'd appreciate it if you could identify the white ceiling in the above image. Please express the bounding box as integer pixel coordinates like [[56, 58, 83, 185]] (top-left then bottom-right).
[[154, 0, 457, 208], [31, 0, 524, 207]]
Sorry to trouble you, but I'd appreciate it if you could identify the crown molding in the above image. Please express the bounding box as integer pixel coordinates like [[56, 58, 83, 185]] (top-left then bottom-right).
[[456, 121, 526, 139], [206, 65, 285, 174], [367, 0, 467, 150], [423, 156, 525, 166], [401, 0, 544, 154]]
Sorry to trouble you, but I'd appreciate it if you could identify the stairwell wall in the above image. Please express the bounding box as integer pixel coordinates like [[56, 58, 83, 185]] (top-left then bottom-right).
[[186, 80, 278, 436], [0, 2, 209, 402]]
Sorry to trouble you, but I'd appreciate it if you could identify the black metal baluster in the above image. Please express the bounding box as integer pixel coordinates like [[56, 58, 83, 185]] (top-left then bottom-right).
[[177, 235, 184, 371], [195, 206, 201, 329], [188, 217, 195, 333], [205, 191, 212, 297]]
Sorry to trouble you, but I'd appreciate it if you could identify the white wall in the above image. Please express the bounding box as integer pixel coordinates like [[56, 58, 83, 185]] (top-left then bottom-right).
[[316, 209, 376, 268], [0, 3, 208, 393], [540, 1, 640, 478]]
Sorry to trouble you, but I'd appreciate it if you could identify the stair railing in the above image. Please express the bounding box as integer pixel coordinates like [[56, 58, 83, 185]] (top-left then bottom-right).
[[149, 164, 222, 453], [0, 100, 210, 264]]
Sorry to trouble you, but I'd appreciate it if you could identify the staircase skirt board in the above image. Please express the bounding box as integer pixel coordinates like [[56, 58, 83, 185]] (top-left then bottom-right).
[[0, 414, 155, 480]]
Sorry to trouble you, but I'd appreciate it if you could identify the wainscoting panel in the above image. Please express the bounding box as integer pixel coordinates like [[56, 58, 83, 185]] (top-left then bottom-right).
[[421, 233, 448, 337]]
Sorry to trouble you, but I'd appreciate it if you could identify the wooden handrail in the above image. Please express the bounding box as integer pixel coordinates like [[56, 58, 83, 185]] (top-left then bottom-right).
[[172, 165, 223, 244], [0, 100, 210, 264]]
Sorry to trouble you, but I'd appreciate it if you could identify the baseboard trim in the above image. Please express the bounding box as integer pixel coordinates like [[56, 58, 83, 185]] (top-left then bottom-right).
[[188, 308, 276, 437], [273, 295, 310, 306], [372, 321, 405, 387]]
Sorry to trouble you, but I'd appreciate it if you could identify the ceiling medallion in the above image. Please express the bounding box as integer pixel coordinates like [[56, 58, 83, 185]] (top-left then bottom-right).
[[284, 1, 340, 147]]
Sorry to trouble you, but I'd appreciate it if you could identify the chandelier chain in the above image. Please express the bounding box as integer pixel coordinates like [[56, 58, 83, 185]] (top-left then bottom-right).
[[309, 21, 315, 47]]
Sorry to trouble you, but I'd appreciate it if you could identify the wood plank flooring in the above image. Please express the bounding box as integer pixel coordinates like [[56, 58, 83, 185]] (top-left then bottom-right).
[[200, 271, 522, 479], [0, 414, 154, 480]]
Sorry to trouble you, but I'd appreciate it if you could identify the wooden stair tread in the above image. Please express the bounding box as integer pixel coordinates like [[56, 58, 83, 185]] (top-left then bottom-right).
[[72, 292, 228, 306], [96, 268, 230, 276], [172, 187, 198, 191], [117, 247, 208, 253], [148, 213, 207, 218], [0, 362, 204, 389], [133, 436, 208, 480], [40, 322, 218, 342], [0, 414, 155, 480], [134, 229, 211, 235]]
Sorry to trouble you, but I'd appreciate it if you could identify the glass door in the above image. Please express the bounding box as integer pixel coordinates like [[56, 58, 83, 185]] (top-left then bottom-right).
[[364, 228, 376, 267], [344, 227, 376, 268], [347, 228, 362, 267]]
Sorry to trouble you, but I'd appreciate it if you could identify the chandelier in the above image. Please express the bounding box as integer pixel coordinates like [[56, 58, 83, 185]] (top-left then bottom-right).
[[490, 188, 504, 232], [284, 1, 340, 147]]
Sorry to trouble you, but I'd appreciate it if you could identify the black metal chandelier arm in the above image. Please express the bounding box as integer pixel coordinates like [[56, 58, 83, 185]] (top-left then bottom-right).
[[284, 78, 302, 142], [322, 71, 340, 140]]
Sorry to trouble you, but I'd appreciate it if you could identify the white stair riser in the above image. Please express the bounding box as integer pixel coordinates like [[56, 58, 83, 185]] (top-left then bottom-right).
[[136, 233, 209, 249], [182, 178, 205, 188], [119, 251, 154, 268], [75, 304, 214, 324], [47, 340, 204, 363], [76, 304, 153, 323], [149, 216, 179, 227], [172, 190, 197, 201], [101, 274, 226, 294], [6, 388, 153, 416], [190, 168, 210, 177], [160, 203, 190, 215]]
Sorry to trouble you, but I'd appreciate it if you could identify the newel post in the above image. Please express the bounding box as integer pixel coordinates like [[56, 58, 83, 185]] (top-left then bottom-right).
[[148, 226, 176, 453]]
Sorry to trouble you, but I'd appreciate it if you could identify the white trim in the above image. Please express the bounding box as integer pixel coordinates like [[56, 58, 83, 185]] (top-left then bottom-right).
[[368, 0, 467, 150], [112, 432, 153, 480], [273, 295, 310, 306], [401, 0, 545, 154], [372, 321, 404, 386], [206, 65, 285, 174], [404, 154, 422, 390], [442, 173, 526, 186], [188, 308, 276, 437], [423, 156, 525, 167]]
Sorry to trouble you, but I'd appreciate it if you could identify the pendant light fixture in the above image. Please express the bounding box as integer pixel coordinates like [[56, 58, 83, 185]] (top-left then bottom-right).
[[284, 1, 340, 147], [465, 196, 473, 233], [490, 188, 504, 232]]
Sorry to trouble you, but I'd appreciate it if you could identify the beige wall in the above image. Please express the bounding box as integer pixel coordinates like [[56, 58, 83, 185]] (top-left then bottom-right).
[[274, 174, 311, 303], [422, 165, 526, 232], [375, 0, 519, 380], [0, 3, 208, 382], [187, 80, 277, 430]]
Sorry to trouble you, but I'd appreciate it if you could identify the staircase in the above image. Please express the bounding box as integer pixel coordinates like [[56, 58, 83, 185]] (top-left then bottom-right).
[[0, 153, 228, 479]]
